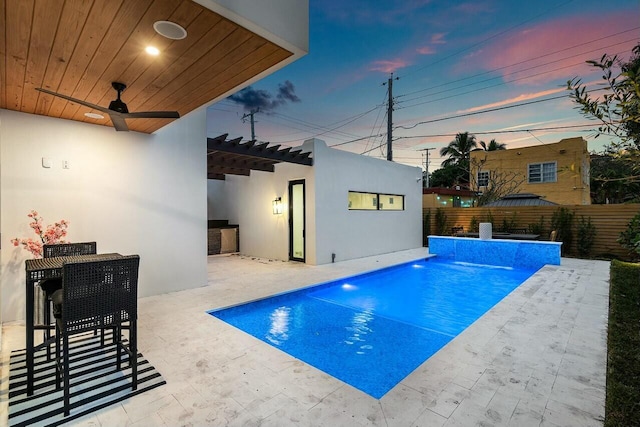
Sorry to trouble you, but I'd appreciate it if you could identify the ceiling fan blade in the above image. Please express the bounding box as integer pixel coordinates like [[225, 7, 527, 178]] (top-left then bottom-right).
[[123, 111, 180, 119], [109, 113, 129, 132], [36, 88, 111, 114]]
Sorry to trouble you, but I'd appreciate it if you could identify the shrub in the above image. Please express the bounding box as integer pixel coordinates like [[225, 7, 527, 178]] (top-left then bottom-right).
[[528, 215, 546, 236], [551, 207, 574, 255], [482, 210, 494, 226], [435, 208, 448, 235], [606, 260, 640, 426], [423, 209, 431, 246], [469, 216, 479, 232], [617, 212, 640, 261], [501, 212, 518, 233], [577, 215, 597, 258]]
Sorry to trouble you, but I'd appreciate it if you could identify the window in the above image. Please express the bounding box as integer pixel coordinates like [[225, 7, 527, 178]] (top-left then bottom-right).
[[528, 162, 556, 183], [379, 194, 404, 210], [348, 191, 404, 211], [477, 171, 489, 187]]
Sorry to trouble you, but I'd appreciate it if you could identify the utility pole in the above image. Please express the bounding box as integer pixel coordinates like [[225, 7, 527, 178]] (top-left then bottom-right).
[[241, 109, 259, 140], [420, 148, 435, 188], [383, 74, 398, 161]]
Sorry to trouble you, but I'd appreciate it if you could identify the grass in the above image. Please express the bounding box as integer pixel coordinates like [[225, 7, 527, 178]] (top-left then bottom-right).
[[606, 259, 640, 426]]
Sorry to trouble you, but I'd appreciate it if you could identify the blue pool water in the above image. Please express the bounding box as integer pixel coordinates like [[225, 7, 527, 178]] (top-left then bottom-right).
[[208, 257, 537, 398]]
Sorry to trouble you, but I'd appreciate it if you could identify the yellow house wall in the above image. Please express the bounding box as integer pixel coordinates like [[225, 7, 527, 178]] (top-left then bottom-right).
[[469, 137, 591, 205]]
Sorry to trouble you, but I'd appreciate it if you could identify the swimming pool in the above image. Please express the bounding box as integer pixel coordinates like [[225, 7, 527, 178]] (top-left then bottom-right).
[[208, 257, 537, 399]]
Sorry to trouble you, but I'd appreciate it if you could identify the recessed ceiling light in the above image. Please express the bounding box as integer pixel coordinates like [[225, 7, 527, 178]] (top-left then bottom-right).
[[145, 46, 160, 56], [153, 21, 187, 40], [84, 112, 104, 120]]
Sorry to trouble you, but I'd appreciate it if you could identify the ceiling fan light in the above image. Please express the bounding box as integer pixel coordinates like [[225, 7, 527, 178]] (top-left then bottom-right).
[[153, 21, 187, 40], [84, 112, 104, 120], [145, 46, 160, 56]]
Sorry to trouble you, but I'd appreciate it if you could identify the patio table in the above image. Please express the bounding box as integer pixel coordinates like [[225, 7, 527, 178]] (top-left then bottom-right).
[[24, 253, 122, 396]]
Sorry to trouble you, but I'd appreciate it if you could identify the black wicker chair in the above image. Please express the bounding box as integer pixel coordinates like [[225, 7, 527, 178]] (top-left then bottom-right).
[[40, 242, 97, 358], [52, 255, 140, 417]]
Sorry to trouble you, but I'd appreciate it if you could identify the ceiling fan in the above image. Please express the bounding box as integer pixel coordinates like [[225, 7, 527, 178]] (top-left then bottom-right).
[[36, 82, 180, 132]]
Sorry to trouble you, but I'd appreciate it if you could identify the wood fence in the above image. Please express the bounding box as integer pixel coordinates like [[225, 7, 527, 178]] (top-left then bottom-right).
[[423, 204, 640, 259]]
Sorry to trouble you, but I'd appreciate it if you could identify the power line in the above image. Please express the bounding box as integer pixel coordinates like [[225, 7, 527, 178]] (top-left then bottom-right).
[[398, 0, 575, 80], [395, 124, 598, 140], [395, 48, 628, 112], [395, 95, 569, 130], [397, 39, 636, 106], [397, 27, 639, 100]]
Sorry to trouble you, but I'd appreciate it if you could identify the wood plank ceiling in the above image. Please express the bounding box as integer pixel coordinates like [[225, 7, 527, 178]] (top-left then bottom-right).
[[0, 0, 292, 133]]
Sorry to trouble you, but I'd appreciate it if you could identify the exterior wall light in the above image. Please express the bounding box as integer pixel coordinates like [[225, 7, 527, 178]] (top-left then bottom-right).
[[272, 197, 283, 215]]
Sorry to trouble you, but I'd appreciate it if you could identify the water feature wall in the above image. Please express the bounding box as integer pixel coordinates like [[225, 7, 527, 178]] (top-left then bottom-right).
[[428, 236, 561, 270]]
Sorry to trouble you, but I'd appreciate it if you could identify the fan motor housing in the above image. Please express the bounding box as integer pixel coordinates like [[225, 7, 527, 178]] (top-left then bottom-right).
[[109, 99, 129, 114]]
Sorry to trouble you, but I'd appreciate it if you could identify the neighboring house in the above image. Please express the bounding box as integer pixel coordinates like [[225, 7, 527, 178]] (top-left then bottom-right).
[[469, 137, 591, 205], [422, 187, 476, 208], [208, 138, 423, 265]]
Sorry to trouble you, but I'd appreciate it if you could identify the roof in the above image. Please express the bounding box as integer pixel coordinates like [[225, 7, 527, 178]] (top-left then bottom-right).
[[484, 193, 558, 207], [207, 134, 313, 179], [423, 187, 476, 197]]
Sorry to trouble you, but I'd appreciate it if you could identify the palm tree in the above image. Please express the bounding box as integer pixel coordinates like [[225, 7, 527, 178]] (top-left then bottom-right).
[[479, 139, 507, 151], [440, 132, 478, 167]]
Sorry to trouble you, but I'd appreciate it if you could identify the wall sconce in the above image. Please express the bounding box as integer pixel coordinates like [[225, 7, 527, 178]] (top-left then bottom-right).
[[272, 197, 283, 215]]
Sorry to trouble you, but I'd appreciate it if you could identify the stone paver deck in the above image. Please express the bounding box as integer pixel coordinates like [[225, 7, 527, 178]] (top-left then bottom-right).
[[1, 248, 609, 426]]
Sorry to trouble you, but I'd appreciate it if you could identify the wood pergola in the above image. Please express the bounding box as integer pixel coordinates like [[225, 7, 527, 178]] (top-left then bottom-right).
[[207, 134, 313, 180]]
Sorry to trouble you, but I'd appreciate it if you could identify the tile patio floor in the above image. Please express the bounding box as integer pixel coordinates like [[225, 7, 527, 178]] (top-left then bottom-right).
[[1, 248, 609, 426]]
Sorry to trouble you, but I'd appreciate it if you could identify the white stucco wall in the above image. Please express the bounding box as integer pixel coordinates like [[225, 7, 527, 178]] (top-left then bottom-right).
[[218, 139, 422, 265], [207, 179, 229, 220], [223, 158, 315, 263], [0, 109, 207, 322], [312, 140, 423, 264]]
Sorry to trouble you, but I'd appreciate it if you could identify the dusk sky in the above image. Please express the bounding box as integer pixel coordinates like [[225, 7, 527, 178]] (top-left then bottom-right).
[[207, 0, 640, 172]]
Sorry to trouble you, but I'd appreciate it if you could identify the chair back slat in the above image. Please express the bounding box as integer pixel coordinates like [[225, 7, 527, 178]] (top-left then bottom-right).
[[43, 242, 97, 258], [62, 255, 139, 334]]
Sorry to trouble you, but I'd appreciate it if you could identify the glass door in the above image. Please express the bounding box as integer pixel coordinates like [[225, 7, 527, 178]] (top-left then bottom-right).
[[289, 180, 305, 262]]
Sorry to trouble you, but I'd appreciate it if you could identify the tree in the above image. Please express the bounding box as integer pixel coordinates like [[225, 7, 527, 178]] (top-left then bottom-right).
[[479, 139, 507, 151], [590, 151, 640, 204], [567, 42, 640, 150], [429, 164, 467, 187], [568, 42, 640, 189], [469, 156, 525, 206], [439, 132, 478, 184]]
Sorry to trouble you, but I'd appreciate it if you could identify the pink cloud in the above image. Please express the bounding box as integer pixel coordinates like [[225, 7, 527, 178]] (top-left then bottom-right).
[[431, 33, 446, 44], [457, 87, 566, 113], [416, 33, 447, 55], [369, 58, 411, 73], [417, 46, 436, 55], [464, 12, 639, 85]]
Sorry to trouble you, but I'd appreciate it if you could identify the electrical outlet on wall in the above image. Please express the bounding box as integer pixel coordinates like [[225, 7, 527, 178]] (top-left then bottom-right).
[[62, 160, 70, 169]]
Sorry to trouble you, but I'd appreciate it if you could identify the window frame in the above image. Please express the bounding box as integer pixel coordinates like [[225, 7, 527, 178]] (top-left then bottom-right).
[[348, 191, 405, 211], [528, 161, 557, 184], [477, 170, 489, 187]]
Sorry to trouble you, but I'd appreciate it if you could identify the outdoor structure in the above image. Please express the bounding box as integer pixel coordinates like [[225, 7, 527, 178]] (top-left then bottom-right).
[[0, 0, 309, 325], [484, 193, 558, 207], [423, 187, 476, 208], [469, 137, 591, 205], [208, 138, 423, 265]]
